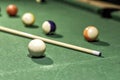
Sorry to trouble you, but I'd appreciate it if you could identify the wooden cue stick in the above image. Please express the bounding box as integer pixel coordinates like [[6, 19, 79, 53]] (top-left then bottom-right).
[[0, 26, 101, 56]]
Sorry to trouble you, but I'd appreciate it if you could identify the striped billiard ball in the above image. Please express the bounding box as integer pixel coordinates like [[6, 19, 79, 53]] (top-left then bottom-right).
[[42, 20, 56, 34], [83, 26, 99, 41]]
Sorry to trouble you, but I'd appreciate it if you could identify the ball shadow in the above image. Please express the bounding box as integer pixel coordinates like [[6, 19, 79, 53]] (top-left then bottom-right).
[[25, 24, 39, 28], [90, 40, 110, 46], [46, 33, 63, 38], [30, 55, 54, 65], [8, 15, 20, 18], [38, 0, 47, 4]]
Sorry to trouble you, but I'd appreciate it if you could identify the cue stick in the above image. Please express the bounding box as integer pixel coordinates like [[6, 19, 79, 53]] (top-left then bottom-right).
[[0, 26, 101, 56]]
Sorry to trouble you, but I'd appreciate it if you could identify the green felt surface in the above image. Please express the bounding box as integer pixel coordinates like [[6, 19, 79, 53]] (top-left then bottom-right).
[[54, 0, 102, 13], [111, 11, 120, 21], [55, 0, 120, 20], [0, 0, 120, 80]]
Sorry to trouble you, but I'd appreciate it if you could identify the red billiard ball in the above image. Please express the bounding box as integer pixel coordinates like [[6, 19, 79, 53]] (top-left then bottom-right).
[[83, 26, 99, 41], [6, 4, 18, 16]]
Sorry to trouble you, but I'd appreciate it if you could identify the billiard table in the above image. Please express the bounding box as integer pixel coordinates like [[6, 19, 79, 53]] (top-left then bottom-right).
[[0, 0, 120, 80]]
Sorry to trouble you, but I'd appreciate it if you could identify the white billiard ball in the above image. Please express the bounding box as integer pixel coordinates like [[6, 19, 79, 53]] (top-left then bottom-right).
[[28, 39, 46, 57], [22, 12, 35, 26]]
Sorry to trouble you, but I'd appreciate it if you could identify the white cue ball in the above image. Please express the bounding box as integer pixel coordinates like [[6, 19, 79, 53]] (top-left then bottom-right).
[[28, 39, 46, 57], [22, 12, 35, 26]]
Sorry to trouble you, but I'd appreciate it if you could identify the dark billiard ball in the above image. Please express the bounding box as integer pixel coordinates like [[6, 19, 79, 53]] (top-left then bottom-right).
[[42, 20, 56, 34], [6, 4, 18, 16]]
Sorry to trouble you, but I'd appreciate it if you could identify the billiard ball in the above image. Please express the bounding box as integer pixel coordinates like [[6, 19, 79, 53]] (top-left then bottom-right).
[[22, 13, 35, 26], [83, 26, 99, 41], [42, 20, 56, 34], [6, 4, 18, 16], [36, 0, 41, 3], [36, 0, 46, 3], [28, 39, 46, 57]]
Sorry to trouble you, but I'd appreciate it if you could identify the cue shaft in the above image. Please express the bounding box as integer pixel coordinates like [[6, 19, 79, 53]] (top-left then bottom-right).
[[0, 26, 101, 56]]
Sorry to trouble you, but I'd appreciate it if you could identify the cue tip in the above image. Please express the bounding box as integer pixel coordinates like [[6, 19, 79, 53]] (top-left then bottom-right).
[[92, 51, 102, 57], [98, 52, 102, 57], [97, 52, 104, 58]]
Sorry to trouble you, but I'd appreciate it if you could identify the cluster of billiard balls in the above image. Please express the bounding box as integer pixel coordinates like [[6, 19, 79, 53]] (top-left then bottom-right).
[[6, 4, 56, 34], [5, 4, 99, 58], [5, 4, 57, 58]]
